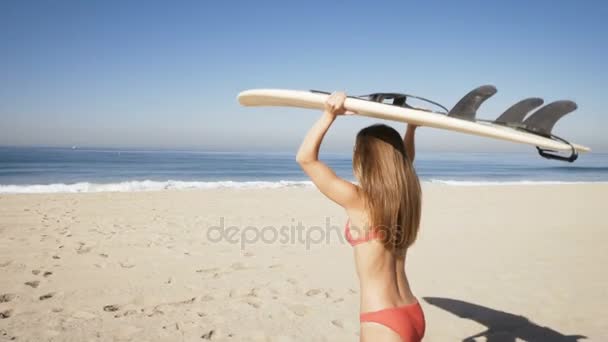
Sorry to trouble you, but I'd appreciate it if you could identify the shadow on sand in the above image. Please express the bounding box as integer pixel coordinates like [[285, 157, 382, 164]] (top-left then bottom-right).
[[424, 297, 586, 342]]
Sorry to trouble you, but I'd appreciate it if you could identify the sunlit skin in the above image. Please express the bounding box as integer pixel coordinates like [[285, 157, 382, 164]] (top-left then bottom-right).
[[296, 92, 419, 341]]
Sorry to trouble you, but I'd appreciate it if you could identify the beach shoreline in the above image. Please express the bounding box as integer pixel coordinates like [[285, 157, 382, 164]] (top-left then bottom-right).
[[0, 184, 606, 341]]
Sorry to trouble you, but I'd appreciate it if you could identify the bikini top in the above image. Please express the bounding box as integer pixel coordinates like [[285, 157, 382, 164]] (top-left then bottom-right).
[[344, 219, 381, 246]]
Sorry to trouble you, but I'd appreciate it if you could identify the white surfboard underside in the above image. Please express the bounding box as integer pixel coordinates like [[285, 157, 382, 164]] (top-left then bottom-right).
[[238, 89, 590, 153]]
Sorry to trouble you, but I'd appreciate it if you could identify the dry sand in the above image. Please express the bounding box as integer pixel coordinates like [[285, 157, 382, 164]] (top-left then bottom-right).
[[0, 184, 606, 341]]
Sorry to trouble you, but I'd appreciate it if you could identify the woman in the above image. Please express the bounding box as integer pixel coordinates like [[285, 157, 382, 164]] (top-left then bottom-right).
[[296, 92, 424, 341]]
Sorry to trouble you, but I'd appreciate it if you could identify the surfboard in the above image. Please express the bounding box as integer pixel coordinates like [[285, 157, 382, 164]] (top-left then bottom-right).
[[237, 86, 590, 162]]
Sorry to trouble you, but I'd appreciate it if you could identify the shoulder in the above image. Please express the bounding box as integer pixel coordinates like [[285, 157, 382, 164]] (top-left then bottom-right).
[[343, 185, 365, 211]]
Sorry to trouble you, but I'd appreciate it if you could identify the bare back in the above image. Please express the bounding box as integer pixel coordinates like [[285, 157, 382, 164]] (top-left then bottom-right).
[[345, 198, 417, 314]]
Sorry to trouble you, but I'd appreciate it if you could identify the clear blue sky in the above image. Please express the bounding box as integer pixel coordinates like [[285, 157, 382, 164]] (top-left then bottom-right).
[[1, 0, 606, 152]]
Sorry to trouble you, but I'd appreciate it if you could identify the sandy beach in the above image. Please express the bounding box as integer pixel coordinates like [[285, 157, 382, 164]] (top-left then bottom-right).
[[0, 184, 606, 341]]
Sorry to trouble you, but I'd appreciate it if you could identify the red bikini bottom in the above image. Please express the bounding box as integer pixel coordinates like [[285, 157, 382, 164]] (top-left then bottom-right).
[[360, 301, 425, 342]]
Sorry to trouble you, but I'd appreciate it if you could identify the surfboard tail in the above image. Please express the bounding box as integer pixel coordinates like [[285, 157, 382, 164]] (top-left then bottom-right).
[[519, 100, 580, 162]]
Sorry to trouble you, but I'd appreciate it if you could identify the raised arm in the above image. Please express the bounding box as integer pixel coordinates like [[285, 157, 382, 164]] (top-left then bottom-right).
[[296, 92, 359, 208], [403, 124, 418, 162]]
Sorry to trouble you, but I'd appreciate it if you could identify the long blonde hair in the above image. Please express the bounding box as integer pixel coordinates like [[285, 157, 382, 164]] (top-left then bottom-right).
[[353, 124, 422, 253]]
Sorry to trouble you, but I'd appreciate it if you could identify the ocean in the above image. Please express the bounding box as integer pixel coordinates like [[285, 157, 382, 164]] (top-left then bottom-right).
[[0, 147, 607, 193]]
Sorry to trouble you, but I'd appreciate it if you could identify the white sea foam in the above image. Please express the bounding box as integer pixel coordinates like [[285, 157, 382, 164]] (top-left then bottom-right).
[[1, 179, 604, 194], [0, 180, 315, 194]]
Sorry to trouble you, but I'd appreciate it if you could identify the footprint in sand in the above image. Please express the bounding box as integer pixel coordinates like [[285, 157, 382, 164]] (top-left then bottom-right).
[[0, 309, 12, 319], [39, 293, 55, 300], [119, 261, 135, 269], [305, 289, 322, 297], [25, 281, 40, 288], [0, 294, 16, 303], [201, 330, 215, 339], [248, 288, 259, 297], [244, 299, 261, 308], [114, 309, 138, 318], [76, 243, 92, 254], [0, 329, 16, 340], [331, 320, 344, 328], [196, 267, 219, 274], [43, 271, 53, 277], [200, 295, 214, 302], [229, 289, 251, 298], [146, 307, 163, 317], [103, 305, 120, 312], [286, 304, 310, 317]]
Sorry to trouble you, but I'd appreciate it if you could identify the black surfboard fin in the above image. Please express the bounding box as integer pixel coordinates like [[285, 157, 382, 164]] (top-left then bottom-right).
[[448, 85, 497, 121], [494, 98, 544, 125], [522, 100, 577, 137]]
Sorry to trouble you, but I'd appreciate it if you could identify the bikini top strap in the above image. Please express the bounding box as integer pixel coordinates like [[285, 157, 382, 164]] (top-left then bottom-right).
[[345, 219, 381, 245]]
